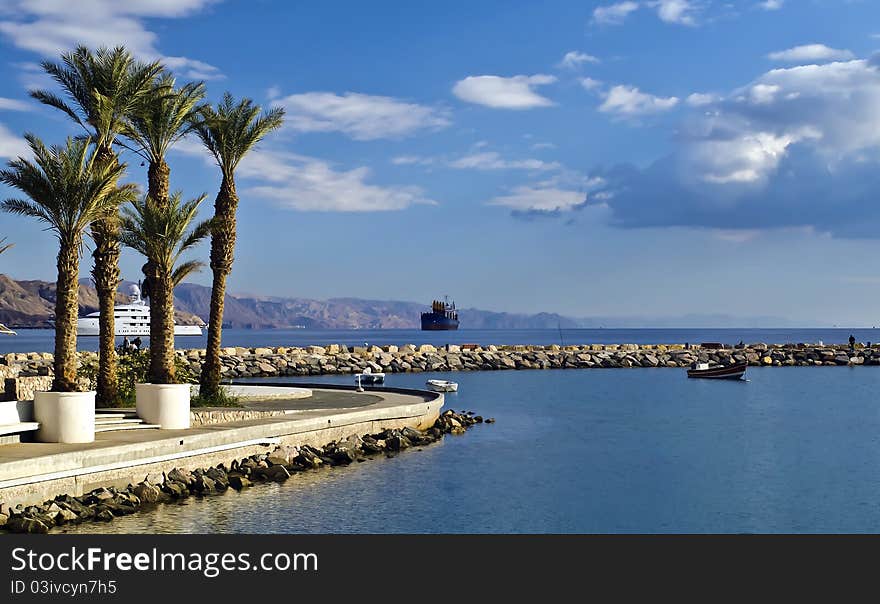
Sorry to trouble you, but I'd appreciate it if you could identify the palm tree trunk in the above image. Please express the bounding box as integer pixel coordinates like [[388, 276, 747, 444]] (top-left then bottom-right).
[[92, 217, 120, 405], [92, 145, 121, 406], [147, 160, 170, 206], [53, 238, 81, 392], [199, 175, 237, 398], [150, 272, 176, 384], [145, 158, 170, 380]]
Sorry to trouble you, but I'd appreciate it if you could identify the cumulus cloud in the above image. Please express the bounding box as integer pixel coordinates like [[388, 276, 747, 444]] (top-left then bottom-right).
[[768, 44, 854, 63], [273, 92, 450, 140], [580, 77, 604, 92], [686, 92, 720, 107], [650, 0, 698, 26], [238, 149, 436, 212], [599, 85, 679, 117], [589, 58, 880, 237], [592, 1, 640, 25], [0, 0, 224, 79], [559, 51, 600, 69], [452, 75, 557, 109]]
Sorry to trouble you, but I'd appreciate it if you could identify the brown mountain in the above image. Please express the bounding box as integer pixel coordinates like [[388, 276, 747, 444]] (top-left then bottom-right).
[[0, 275, 203, 328]]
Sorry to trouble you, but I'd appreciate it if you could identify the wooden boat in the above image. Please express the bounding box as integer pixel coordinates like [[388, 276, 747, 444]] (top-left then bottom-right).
[[426, 379, 458, 392], [686, 362, 747, 380]]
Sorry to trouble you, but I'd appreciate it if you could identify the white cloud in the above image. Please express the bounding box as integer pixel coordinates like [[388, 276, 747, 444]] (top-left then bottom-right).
[[0, 123, 28, 159], [237, 149, 436, 212], [391, 155, 433, 166], [686, 92, 720, 107], [758, 0, 784, 9], [531, 142, 556, 150], [580, 77, 604, 92], [768, 44, 854, 63], [599, 85, 679, 117], [651, 0, 698, 26], [392, 151, 560, 171], [0, 0, 223, 79], [448, 152, 559, 171], [452, 74, 557, 109], [274, 92, 450, 140], [559, 51, 600, 69], [591, 58, 880, 236], [488, 185, 587, 213], [0, 97, 31, 111], [592, 2, 640, 25]]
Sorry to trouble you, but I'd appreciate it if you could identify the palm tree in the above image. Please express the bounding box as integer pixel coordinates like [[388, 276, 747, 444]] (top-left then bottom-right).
[[0, 135, 135, 391], [0, 238, 12, 255], [31, 45, 163, 405], [193, 93, 284, 398], [120, 192, 212, 384], [121, 74, 205, 354]]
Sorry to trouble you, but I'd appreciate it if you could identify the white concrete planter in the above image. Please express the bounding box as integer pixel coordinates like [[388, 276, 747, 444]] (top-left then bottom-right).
[[136, 383, 191, 429], [34, 391, 96, 443]]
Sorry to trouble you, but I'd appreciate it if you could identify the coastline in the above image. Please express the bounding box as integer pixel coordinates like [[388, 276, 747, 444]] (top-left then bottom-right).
[[2, 342, 877, 399]]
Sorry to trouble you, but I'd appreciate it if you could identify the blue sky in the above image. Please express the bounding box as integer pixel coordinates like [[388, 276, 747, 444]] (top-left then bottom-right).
[[0, 0, 878, 324]]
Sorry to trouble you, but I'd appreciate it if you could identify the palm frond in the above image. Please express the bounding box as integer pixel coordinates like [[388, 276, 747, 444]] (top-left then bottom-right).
[[172, 260, 204, 286]]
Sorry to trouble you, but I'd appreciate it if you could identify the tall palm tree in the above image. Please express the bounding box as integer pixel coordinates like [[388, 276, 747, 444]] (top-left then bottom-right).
[[121, 74, 205, 353], [31, 45, 163, 404], [120, 192, 212, 384], [0, 135, 135, 391], [193, 93, 284, 398]]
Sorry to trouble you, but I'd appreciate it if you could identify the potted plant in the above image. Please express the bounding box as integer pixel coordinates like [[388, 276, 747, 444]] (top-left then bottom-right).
[[0, 135, 134, 443], [120, 192, 211, 429]]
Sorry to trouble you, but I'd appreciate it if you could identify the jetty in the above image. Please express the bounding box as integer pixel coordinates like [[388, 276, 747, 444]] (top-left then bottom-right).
[[0, 383, 443, 512]]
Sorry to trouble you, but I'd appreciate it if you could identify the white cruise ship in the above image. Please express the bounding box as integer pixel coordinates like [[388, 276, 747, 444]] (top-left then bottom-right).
[[77, 283, 203, 337]]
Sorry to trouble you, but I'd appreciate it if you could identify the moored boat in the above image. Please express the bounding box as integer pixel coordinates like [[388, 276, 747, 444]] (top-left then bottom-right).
[[76, 283, 203, 337], [686, 362, 747, 380], [355, 367, 385, 385], [0, 323, 16, 335], [426, 379, 458, 392]]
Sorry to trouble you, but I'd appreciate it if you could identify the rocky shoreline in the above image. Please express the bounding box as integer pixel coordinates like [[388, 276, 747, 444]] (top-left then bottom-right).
[[2, 342, 879, 395], [0, 409, 491, 533]]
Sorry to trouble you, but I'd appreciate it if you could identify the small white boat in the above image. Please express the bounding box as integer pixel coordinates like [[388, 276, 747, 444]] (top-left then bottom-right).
[[426, 379, 458, 392], [0, 323, 16, 335], [356, 367, 385, 385]]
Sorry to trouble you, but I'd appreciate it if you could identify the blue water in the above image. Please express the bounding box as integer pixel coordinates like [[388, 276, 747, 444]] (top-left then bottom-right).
[[4, 327, 880, 354], [62, 366, 880, 534]]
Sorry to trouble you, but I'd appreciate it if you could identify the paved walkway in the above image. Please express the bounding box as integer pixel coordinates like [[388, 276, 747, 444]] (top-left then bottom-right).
[[0, 387, 441, 486]]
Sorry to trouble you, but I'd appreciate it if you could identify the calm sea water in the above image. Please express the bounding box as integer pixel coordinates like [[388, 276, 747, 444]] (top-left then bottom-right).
[[3, 327, 880, 354], [60, 366, 880, 534]]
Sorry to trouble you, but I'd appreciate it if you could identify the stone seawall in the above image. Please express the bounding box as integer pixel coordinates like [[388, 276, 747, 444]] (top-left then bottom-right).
[[1, 342, 877, 398]]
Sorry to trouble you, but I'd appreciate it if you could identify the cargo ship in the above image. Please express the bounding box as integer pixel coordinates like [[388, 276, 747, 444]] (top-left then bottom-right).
[[421, 297, 459, 330]]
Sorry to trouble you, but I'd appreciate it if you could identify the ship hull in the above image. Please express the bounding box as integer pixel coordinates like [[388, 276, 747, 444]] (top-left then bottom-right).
[[76, 317, 203, 337], [421, 313, 459, 330]]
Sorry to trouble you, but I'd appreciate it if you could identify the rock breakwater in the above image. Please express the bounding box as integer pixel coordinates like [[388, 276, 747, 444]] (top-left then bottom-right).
[[2, 342, 878, 398], [0, 409, 488, 533]]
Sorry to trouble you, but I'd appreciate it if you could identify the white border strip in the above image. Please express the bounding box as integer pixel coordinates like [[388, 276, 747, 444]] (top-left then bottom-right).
[[0, 437, 280, 490]]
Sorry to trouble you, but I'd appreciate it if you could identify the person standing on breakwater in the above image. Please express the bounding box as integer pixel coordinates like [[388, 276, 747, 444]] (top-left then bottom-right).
[[849, 334, 856, 352]]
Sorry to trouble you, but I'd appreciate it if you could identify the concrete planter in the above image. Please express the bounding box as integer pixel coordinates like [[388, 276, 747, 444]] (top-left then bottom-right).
[[136, 383, 191, 429], [34, 391, 96, 443]]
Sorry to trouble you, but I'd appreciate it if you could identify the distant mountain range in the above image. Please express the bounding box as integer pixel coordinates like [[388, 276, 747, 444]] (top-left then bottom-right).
[[0, 274, 804, 329]]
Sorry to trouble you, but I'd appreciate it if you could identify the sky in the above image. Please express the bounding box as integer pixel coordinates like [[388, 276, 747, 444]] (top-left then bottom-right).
[[0, 0, 878, 325]]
